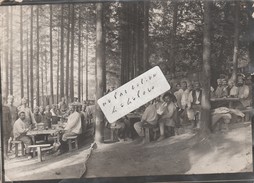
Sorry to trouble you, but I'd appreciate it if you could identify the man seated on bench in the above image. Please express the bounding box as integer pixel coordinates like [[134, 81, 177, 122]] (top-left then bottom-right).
[[13, 111, 33, 159], [134, 100, 158, 144], [56, 102, 82, 155]]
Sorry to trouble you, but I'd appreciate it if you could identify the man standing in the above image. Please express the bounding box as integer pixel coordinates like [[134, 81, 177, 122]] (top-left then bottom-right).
[[2, 97, 12, 159], [17, 97, 36, 128], [6, 95, 18, 152], [7, 95, 18, 126], [13, 111, 33, 159], [187, 81, 202, 129]]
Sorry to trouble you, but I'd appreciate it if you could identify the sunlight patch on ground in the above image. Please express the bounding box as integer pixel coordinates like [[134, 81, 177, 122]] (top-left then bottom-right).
[[186, 124, 252, 174]]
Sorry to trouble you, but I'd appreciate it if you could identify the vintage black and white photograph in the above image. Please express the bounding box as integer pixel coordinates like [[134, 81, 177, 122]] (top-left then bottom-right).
[[0, 0, 253, 181]]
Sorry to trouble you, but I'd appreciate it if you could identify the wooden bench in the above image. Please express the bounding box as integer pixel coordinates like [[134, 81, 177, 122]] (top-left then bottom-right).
[[28, 144, 51, 162], [142, 123, 159, 143], [66, 136, 78, 151], [11, 141, 25, 157]]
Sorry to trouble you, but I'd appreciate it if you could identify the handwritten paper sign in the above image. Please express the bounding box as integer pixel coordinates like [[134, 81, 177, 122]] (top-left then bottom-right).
[[97, 66, 171, 123]]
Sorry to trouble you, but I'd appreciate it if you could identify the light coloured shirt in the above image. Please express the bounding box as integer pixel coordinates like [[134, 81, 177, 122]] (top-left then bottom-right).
[[64, 111, 82, 134], [174, 89, 183, 109], [181, 89, 190, 109], [229, 86, 238, 97], [238, 85, 250, 107], [13, 118, 27, 139], [141, 104, 158, 125]]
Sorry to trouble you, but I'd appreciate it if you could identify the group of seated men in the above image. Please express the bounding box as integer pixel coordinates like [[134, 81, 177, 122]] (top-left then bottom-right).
[[2, 95, 94, 159], [130, 73, 251, 143]]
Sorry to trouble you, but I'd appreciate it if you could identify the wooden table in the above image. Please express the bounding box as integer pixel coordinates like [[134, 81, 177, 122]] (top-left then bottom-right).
[[210, 97, 240, 108], [27, 129, 60, 145]]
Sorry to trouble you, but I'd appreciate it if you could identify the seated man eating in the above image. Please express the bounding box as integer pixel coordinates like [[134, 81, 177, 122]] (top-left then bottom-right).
[[57, 102, 82, 155], [134, 100, 158, 143], [13, 111, 33, 159]]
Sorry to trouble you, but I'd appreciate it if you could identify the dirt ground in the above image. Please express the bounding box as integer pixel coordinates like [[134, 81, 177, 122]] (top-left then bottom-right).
[[84, 121, 253, 178], [4, 121, 253, 181]]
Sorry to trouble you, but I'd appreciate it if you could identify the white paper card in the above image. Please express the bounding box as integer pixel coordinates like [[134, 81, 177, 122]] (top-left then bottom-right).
[[97, 66, 171, 123]]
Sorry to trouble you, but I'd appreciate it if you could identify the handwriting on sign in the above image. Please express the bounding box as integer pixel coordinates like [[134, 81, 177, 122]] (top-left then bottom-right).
[[97, 66, 170, 123]]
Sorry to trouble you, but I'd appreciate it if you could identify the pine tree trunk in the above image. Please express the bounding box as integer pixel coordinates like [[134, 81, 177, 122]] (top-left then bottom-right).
[[10, 6, 13, 95], [78, 10, 82, 102], [85, 23, 89, 101], [200, 0, 212, 136], [27, 25, 30, 102], [57, 28, 60, 104], [20, 6, 24, 98], [60, 4, 65, 99], [65, 4, 71, 99], [70, 4, 75, 102], [50, 4, 54, 104], [30, 5, 34, 109], [170, 1, 178, 77], [4, 7, 9, 99], [231, 1, 240, 82], [36, 6, 40, 107], [143, 1, 149, 71], [95, 2, 106, 144]]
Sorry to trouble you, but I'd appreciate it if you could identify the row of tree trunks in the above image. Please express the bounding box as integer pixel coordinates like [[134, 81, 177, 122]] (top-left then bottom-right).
[[120, 1, 150, 85]]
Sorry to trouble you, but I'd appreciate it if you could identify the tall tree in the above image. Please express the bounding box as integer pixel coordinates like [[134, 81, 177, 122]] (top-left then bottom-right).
[[65, 4, 71, 100], [26, 25, 30, 102], [70, 4, 75, 102], [20, 6, 24, 98], [60, 4, 65, 99], [169, 1, 178, 76], [78, 9, 82, 102], [30, 5, 34, 109], [4, 7, 9, 99], [143, 1, 149, 71], [95, 2, 106, 144], [85, 22, 89, 101], [50, 4, 54, 104], [10, 6, 13, 95], [36, 6, 40, 106], [200, 0, 212, 136], [231, 1, 240, 82], [57, 27, 60, 103]]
